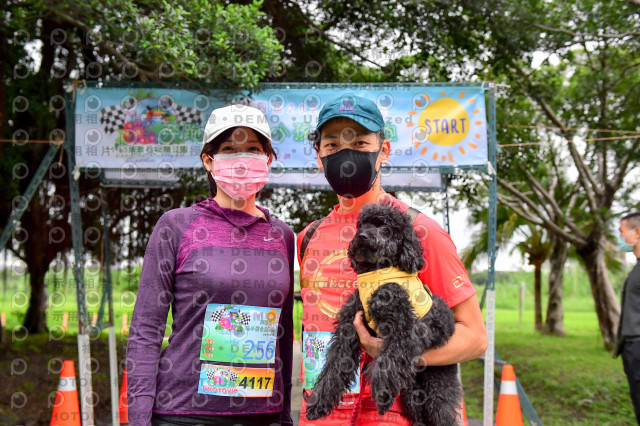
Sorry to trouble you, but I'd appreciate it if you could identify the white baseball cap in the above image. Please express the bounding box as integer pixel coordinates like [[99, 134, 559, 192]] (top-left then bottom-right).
[[202, 104, 272, 146]]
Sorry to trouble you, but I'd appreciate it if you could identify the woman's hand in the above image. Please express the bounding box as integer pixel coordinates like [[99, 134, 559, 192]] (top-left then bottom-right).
[[352, 311, 384, 358]]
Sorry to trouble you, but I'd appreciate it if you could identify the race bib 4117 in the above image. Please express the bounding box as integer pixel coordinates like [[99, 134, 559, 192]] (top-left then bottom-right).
[[198, 364, 275, 397]]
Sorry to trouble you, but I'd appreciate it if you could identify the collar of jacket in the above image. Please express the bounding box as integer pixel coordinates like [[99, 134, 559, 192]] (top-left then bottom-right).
[[356, 266, 433, 332], [198, 197, 273, 229]]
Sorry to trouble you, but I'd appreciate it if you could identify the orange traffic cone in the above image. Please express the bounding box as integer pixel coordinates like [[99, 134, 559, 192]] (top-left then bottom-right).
[[457, 398, 469, 426], [119, 367, 129, 425], [50, 360, 81, 426], [495, 364, 523, 426]]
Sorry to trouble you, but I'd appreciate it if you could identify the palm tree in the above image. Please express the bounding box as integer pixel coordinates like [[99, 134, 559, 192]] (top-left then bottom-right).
[[462, 204, 552, 332], [513, 225, 551, 331]]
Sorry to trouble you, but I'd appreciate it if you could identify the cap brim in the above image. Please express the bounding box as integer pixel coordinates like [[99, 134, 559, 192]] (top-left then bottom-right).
[[204, 125, 272, 145], [316, 114, 382, 133]]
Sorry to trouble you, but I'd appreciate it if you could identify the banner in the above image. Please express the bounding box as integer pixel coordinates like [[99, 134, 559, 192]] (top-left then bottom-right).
[[73, 84, 488, 175], [248, 86, 488, 169], [74, 87, 212, 169]]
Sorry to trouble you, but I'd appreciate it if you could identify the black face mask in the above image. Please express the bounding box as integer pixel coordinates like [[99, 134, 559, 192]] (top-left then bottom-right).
[[320, 144, 383, 198]]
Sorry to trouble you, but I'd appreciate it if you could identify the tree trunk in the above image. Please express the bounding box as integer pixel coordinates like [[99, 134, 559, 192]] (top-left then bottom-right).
[[21, 186, 51, 334], [544, 237, 568, 336], [534, 260, 543, 331], [0, 19, 6, 142], [23, 261, 48, 333], [576, 235, 620, 350], [3, 250, 7, 298]]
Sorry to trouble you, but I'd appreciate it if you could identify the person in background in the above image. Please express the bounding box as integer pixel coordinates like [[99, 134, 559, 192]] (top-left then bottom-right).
[[127, 104, 294, 426], [613, 212, 640, 425], [297, 94, 487, 425]]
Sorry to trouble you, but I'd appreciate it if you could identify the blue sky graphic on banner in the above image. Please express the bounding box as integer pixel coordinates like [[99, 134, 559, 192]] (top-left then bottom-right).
[[74, 85, 488, 170]]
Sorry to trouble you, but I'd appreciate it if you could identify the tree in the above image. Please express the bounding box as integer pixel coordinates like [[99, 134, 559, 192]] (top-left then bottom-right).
[[487, 3, 640, 348], [545, 235, 569, 336], [489, 73, 583, 337], [1, 0, 283, 333], [514, 225, 552, 331], [416, 0, 640, 349], [461, 203, 555, 332]]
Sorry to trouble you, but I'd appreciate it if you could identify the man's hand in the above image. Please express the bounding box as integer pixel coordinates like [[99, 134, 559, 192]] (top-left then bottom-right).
[[353, 311, 384, 358]]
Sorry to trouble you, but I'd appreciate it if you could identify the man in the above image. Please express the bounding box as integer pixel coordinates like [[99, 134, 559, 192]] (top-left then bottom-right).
[[613, 212, 640, 424], [296, 94, 488, 425]]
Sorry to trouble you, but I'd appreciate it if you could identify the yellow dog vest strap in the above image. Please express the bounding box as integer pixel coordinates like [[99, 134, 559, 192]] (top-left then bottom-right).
[[357, 266, 433, 332]]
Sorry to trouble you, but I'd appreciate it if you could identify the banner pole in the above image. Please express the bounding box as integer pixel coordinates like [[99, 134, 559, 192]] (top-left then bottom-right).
[[482, 83, 498, 426], [65, 85, 95, 426]]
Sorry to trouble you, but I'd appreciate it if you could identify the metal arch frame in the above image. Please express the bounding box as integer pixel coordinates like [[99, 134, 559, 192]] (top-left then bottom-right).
[[57, 80, 499, 425], [485, 84, 498, 426], [63, 88, 98, 426]]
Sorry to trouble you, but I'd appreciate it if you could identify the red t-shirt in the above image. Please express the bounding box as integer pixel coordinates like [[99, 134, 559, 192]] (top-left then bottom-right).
[[296, 193, 476, 410]]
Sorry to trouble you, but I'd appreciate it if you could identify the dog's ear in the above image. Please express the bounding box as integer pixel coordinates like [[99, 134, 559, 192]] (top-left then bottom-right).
[[398, 225, 425, 273]]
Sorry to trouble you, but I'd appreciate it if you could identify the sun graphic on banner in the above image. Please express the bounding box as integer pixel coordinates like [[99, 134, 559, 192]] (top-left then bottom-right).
[[408, 92, 485, 163]]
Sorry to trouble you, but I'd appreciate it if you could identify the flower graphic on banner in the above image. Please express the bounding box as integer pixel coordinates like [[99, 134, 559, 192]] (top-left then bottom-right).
[[120, 96, 177, 145], [98, 89, 202, 147]]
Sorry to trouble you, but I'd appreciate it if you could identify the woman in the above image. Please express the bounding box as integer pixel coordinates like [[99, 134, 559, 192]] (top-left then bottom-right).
[[126, 105, 295, 426]]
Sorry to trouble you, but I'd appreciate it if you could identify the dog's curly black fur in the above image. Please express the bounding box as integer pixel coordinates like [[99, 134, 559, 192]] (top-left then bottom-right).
[[305, 201, 462, 425]]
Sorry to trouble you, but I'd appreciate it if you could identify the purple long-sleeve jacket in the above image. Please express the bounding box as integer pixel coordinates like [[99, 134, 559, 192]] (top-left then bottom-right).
[[126, 197, 294, 426]]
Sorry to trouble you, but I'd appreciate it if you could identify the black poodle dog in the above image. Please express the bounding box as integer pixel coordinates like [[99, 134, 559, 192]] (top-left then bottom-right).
[[305, 201, 462, 425]]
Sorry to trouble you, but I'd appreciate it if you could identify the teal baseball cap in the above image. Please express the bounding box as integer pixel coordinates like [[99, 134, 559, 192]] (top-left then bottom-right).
[[316, 94, 385, 132]]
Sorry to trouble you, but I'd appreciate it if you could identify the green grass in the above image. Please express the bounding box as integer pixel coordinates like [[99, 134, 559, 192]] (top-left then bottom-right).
[[457, 266, 636, 425], [0, 263, 636, 424], [0, 267, 173, 347], [460, 309, 635, 425]]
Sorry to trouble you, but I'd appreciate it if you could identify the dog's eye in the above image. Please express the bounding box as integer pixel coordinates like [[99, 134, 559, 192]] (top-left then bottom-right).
[[360, 224, 375, 232], [378, 226, 392, 239]]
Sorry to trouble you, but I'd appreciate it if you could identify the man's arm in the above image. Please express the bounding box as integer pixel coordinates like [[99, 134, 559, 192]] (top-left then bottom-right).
[[419, 293, 487, 366], [353, 293, 487, 365]]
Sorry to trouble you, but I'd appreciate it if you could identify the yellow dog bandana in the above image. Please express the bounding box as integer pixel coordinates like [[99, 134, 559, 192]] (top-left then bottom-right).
[[357, 266, 433, 333]]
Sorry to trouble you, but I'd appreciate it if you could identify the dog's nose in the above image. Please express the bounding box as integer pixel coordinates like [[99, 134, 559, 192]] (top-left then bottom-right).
[[360, 231, 377, 242]]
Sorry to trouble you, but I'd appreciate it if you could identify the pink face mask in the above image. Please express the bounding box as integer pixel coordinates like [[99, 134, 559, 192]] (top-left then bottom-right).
[[209, 152, 270, 200]]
